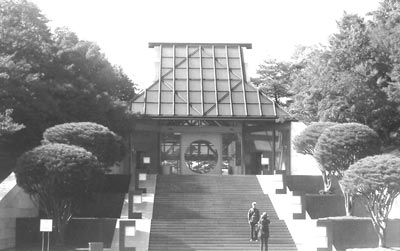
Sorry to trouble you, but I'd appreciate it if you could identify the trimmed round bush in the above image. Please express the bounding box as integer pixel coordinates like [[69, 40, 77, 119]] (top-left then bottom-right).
[[342, 154, 400, 248], [15, 143, 103, 198], [314, 123, 381, 176], [42, 122, 124, 167], [293, 122, 338, 155], [14, 143, 104, 243]]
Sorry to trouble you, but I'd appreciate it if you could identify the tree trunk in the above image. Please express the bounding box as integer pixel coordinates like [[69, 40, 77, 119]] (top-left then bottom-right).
[[321, 171, 332, 193], [373, 219, 387, 248], [42, 199, 72, 246], [344, 192, 353, 216], [54, 217, 67, 245], [338, 182, 353, 216], [377, 227, 386, 248]]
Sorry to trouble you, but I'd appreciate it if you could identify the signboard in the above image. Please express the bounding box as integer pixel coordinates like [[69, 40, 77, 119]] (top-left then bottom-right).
[[143, 157, 150, 164], [125, 226, 136, 237], [40, 219, 53, 232], [139, 173, 147, 181], [261, 157, 269, 166], [133, 194, 142, 204]]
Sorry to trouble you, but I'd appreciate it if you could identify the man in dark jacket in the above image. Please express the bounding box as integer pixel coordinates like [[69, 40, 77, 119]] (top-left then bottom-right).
[[258, 212, 270, 251], [248, 202, 260, 241]]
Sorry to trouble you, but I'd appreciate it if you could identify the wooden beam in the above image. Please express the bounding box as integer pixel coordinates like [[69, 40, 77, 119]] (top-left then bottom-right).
[[238, 46, 248, 116], [225, 45, 234, 116], [143, 89, 147, 114], [172, 45, 176, 116], [199, 45, 204, 115], [212, 45, 219, 116], [186, 45, 190, 116], [158, 45, 163, 116]]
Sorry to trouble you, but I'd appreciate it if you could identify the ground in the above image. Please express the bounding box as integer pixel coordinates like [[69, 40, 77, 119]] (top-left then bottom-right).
[[347, 248, 400, 251]]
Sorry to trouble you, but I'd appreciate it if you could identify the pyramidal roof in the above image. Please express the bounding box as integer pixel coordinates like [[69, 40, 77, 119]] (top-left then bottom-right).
[[131, 42, 291, 120]]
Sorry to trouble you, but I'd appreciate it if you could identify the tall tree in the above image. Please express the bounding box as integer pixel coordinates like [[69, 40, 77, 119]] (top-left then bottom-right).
[[289, 12, 400, 147], [252, 59, 294, 106], [369, 0, 400, 148], [0, 109, 25, 136], [288, 45, 335, 123], [0, 0, 137, 174], [0, 0, 53, 74], [0, 109, 25, 180]]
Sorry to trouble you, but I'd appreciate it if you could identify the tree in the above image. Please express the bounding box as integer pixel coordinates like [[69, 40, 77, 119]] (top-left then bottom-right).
[[369, 0, 400, 148], [0, 0, 53, 74], [51, 27, 136, 103], [0, 0, 136, 175], [288, 45, 331, 123], [42, 122, 124, 167], [288, 13, 400, 146], [0, 109, 25, 136], [252, 59, 294, 106], [293, 122, 337, 193], [341, 154, 400, 248], [0, 109, 25, 180], [14, 143, 103, 244], [314, 123, 381, 215]]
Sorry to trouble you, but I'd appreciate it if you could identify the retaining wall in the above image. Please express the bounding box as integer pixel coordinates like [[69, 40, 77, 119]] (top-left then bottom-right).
[[0, 173, 38, 250]]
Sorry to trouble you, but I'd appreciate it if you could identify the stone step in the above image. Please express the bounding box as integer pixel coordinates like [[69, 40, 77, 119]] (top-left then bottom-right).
[[149, 175, 296, 251]]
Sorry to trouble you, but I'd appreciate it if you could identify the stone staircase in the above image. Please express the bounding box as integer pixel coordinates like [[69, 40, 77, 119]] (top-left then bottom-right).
[[148, 175, 297, 251]]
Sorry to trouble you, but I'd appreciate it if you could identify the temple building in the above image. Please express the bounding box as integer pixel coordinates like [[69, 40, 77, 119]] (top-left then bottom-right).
[[130, 42, 294, 176]]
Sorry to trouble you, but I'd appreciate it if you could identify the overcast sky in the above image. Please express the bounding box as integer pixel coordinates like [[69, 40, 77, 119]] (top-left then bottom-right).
[[32, 0, 381, 89]]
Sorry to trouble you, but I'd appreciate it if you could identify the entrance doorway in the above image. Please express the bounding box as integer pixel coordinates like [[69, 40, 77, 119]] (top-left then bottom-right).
[[181, 133, 222, 175], [159, 129, 243, 175]]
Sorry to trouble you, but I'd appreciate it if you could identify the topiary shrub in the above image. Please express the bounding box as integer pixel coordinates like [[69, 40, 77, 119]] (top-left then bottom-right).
[[14, 143, 104, 244], [341, 154, 400, 248], [293, 122, 338, 193], [314, 123, 381, 216], [42, 122, 124, 167]]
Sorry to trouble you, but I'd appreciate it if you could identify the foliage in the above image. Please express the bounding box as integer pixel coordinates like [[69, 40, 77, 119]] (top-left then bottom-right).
[[0, 0, 52, 74], [293, 122, 337, 193], [252, 59, 295, 106], [288, 45, 331, 123], [369, 0, 400, 145], [14, 143, 104, 244], [288, 11, 400, 148], [315, 123, 381, 177], [42, 122, 124, 167], [0, 0, 137, 173], [0, 109, 25, 136], [293, 122, 338, 155], [314, 123, 382, 215], [341, 154, 400, 247]]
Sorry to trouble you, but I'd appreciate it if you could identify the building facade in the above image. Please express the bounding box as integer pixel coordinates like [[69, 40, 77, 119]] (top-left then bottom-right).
[[130, 42, 293, 176]]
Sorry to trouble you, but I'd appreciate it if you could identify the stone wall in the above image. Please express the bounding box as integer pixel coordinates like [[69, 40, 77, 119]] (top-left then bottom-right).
[[318, 218, 400, 250], [0, 173, 38, 250]]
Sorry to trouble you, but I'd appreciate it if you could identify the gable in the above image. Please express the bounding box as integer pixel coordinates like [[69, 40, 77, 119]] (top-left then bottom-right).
[[131, 43, 291, 120]]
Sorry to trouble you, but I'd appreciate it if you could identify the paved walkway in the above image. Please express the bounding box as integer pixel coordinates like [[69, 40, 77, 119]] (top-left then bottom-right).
[[108, 174, 156, 251]]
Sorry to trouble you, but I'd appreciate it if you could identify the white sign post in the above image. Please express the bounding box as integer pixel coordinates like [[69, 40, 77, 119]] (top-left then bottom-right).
[[40, 219, 52, 251], [261, 156, 269, 174], [261, 157, 269, 166], [143, 156, 150, 164]]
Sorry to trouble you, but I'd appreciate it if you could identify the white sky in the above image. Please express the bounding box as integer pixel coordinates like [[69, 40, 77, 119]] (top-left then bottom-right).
[[32, 0, 381, 89]]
